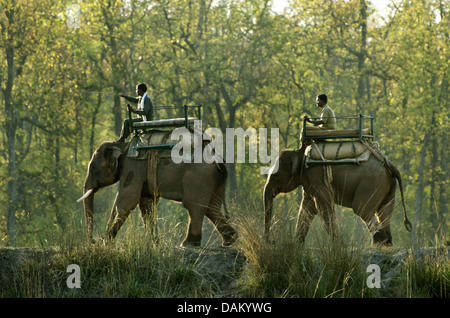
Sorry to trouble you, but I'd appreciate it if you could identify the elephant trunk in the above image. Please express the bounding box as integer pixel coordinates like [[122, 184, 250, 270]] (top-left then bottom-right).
[[82, 186, 95, 242], [263, 149, 303, 240], [263, 182, 275, 239]]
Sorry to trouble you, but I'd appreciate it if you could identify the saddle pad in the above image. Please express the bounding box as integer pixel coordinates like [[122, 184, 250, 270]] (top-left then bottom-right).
[[305, 149, 371, 166], [306, 141, 366, 161], [127, 129, 203, 160], [127, 130, 174, 159], [141, 130, 172, 145]]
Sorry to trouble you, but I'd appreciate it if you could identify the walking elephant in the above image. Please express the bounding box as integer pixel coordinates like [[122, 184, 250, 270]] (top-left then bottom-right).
[[78, 140, 236, 246], [263, 145, 412, 245]]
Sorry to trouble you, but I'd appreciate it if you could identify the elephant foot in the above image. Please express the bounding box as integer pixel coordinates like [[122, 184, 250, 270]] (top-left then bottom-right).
[[222, 240, 234, 247], [221, 228, 237, 246], [181, 234, 202, 247], [181, 241, 201, 248], [372, 230, 390, 245]]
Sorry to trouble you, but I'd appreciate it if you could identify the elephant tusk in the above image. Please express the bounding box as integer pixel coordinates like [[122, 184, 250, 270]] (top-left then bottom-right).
[[77, 189, 93, 203]]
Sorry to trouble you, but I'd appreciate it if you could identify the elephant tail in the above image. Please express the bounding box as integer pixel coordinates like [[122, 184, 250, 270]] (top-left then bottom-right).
[[387, 160, 412, 232]]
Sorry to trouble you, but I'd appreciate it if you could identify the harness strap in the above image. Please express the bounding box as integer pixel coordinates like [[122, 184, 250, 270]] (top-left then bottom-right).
[[147, 151, 160, 197], [361, 139, 393, 176], [312, 141, 326, 162]]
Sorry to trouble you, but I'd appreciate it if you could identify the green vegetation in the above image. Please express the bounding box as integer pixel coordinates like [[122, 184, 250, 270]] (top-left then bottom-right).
[[236, 200, 449, 298], [0, 0, 448, 298], [1, 0, 448, 247], [1, 202, 448, 298], [0, 219, 221, 297]]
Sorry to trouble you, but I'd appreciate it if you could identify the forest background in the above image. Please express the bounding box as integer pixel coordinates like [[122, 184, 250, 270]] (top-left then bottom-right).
[[0, 0, 448, 248]]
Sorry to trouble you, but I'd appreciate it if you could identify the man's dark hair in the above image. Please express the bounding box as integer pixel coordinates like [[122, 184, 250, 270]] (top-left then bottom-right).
[[137, 83, 147, 92], [318, 94, 327, 104]]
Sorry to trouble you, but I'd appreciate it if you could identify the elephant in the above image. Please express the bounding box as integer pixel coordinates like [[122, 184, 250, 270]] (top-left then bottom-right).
[[78, 140, 236, 246], [263, 144, 412, 245]]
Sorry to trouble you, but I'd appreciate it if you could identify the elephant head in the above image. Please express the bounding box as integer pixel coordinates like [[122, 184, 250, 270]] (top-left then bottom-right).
[[263, 148, 304, 237], [78, 141, 127, 241]]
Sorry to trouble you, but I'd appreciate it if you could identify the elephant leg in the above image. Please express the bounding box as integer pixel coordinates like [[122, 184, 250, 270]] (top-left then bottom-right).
[[205, 205, 236, 246], [295, 190, 317, 244], [182, 205, 206, 247], [139, 196, 159, 239], [106, 192, 120, 233], [203, 185, 236, 246], [314, 189, 339, 240], [106, 184, 142, 242], [106, 207, 135, 242], [352, 192, 388, 245], [375, 198, 395, 246]]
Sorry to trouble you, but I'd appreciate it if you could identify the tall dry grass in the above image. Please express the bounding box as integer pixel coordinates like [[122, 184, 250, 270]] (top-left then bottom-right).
[[0, 213, 216, 297], [1, 197, 448, 298], [233, 196, 385, 298]]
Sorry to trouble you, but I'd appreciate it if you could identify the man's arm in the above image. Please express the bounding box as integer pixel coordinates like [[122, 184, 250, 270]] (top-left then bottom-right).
[[118, 93, 139, 104], [304, 115, 325, 126]]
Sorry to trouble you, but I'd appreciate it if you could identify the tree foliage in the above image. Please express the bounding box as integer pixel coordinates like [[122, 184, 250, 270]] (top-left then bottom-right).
[[0, 0, 448, 246]]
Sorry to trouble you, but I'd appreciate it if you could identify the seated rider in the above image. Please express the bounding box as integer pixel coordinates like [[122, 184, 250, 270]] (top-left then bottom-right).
[[116, 83, 154, 143], [304, 94, 337, 130]]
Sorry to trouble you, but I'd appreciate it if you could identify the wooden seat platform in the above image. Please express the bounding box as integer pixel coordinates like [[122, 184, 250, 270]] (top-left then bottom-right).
[[133, 117, 197, 129], [304, 128, 372, 139]]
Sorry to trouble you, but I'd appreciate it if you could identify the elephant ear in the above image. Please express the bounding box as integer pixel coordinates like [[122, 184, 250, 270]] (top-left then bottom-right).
[[103, 146, 123, 172], [291, 155, 299, 175]]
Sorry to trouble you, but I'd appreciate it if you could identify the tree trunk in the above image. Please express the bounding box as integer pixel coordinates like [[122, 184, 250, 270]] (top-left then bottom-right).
[[4, 42, 18, 246], [410, 131, 431, 245], [437, 73, 448, 238], [113, 92, 122, 136], [437, 129, 448, 238], [90, 92, 102, 157], [357, 0, 368, 114], [428, 121, 438, 233]]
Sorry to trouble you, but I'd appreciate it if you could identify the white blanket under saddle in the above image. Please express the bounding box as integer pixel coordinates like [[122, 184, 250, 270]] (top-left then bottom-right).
[[305, 141, 379, 165]]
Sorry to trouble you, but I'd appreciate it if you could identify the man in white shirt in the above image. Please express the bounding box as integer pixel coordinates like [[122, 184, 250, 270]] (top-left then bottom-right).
[[117, 83, 154, 142], [304, 94, 336, 130]]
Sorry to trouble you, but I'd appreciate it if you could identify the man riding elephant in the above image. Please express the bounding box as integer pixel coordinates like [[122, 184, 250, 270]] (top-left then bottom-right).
[[117, 83, 154, 143], [304, 94, 337, 130]]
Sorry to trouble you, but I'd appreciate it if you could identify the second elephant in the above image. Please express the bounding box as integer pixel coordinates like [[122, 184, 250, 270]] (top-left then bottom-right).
[[264, 144, 412, 245]]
